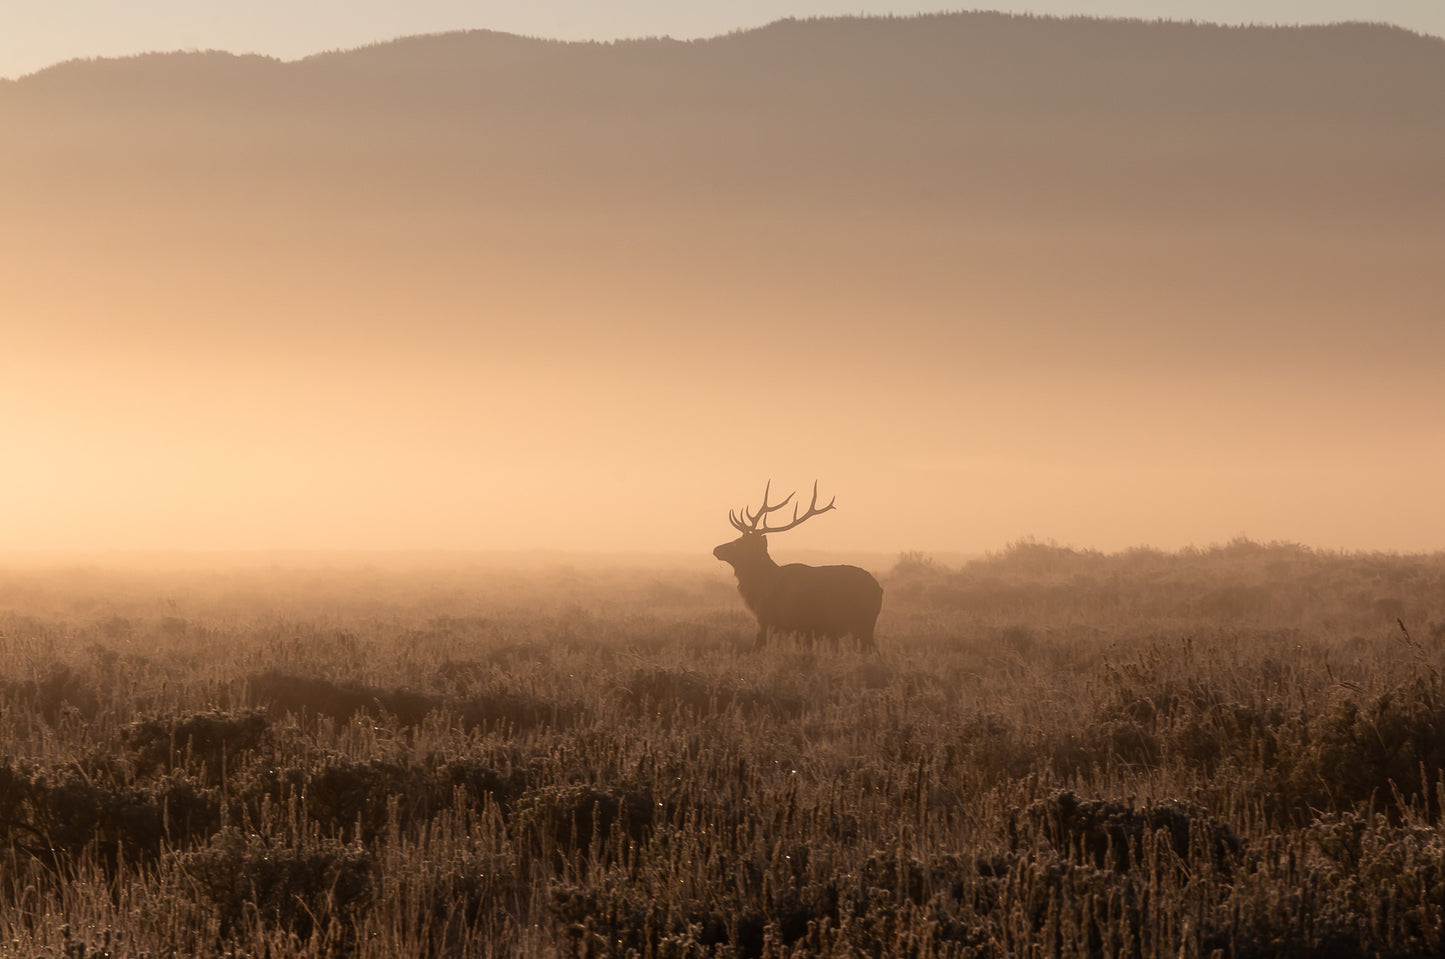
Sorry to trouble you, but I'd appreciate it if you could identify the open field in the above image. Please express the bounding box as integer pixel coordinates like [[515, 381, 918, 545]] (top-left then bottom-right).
[[2, 540, 1445, 957]]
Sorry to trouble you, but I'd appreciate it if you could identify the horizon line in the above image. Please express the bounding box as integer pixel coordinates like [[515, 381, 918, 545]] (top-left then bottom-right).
[[1, 538, 1440, 569]]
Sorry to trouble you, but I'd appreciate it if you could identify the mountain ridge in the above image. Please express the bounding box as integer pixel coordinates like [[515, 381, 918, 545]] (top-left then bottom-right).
[[4, 12, 1441, 360], [5, 12, 1437, 239], [7, 13, 1443, 91]]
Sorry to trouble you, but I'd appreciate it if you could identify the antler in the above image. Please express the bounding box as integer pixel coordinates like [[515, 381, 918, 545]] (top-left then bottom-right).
[[728, 479, 795, 533], [728, 481, 836, 534]]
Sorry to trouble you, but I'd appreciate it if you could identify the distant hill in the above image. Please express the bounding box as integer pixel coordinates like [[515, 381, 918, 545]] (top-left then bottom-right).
[[7, 15, 1442, 224], [6, 13, 1440, 346]]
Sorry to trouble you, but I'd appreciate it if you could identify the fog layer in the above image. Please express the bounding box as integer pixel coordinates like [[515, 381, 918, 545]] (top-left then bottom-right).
[[3, 15, 1442, 553]]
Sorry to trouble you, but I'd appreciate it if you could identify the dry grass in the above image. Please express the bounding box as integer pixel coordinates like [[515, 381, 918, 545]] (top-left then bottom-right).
[[1, 541, 1444, 957]]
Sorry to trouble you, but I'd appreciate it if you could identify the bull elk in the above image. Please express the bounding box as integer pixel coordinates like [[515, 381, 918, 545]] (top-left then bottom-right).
[[713, 481, 883, 650]]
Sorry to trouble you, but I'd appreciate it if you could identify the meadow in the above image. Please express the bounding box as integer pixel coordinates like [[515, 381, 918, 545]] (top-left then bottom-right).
[[2, 540, 1444, 958]]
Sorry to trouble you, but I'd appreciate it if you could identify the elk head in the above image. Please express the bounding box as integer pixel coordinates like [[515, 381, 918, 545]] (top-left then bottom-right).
[[712, 480, 836, 570]]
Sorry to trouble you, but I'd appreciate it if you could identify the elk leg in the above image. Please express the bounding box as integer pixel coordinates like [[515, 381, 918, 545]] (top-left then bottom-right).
[[857, 624, 877, 652], [753, 626, 768, 650]]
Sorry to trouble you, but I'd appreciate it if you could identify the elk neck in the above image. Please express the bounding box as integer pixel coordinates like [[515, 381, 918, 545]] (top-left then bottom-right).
[[727, 548, 782, 614]]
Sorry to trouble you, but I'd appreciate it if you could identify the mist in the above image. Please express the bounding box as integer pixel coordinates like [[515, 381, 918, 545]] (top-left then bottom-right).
[[3, 14, 1442, 556]]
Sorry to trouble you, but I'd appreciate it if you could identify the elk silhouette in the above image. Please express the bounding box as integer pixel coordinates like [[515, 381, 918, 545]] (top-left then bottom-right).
[[713, 481, 883, 650]]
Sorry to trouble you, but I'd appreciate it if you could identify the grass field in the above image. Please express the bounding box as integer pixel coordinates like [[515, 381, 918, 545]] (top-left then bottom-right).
[[2, 540, 1444, 957]]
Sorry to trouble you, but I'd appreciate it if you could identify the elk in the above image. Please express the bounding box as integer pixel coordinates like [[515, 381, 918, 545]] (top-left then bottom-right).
[[713, 481, 883, 650]]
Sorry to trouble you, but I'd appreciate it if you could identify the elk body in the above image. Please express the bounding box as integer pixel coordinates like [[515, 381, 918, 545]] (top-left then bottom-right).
[[713, 482, 883, 650]]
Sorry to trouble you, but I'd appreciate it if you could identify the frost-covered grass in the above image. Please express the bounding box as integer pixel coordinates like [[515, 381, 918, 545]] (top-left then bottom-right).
[[2, 541, 1443, 957]]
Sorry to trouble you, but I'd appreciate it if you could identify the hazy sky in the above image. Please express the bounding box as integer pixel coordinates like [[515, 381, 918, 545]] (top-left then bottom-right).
[[4, 7, 1443, 557], [4, 0, 1443, 79]]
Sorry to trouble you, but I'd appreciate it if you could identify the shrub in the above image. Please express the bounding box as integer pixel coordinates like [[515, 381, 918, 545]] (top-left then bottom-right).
[[123, 709, 271, 783], [182, 828, 375, 945], [1018, 790, 1241, 876]]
